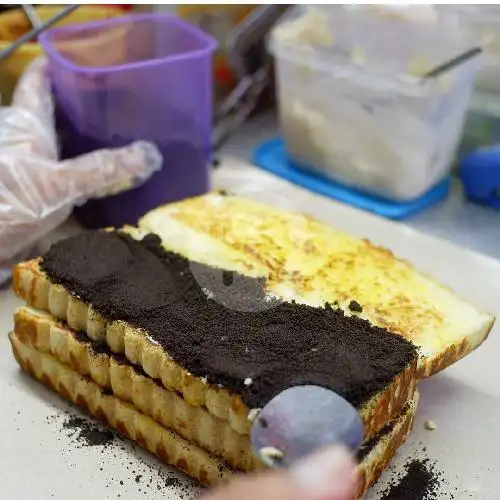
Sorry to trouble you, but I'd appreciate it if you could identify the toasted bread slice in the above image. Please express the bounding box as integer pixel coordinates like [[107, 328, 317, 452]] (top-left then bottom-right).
[[13, 305, 416, 474], [9, 331, 418, 498], [9, 331, 233, 487], [14, 306, 260, 471], [139, 193, 495, 377], [12, 264, 417, 443]]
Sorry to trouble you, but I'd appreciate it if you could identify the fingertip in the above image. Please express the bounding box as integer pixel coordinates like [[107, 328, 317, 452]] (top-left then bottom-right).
[[290, 446, 358, 500], [132, 140, 163, 173]]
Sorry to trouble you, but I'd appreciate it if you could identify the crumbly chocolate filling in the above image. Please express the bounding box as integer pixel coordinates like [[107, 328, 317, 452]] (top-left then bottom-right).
[[381, 458, 443, 499], [41, 231, 417, 409], [356, 402, 411, 462], [72, 329, 396, 463]]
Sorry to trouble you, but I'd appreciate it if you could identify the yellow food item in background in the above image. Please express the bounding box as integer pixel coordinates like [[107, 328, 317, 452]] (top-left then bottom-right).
[[0, 5, 123, 104]]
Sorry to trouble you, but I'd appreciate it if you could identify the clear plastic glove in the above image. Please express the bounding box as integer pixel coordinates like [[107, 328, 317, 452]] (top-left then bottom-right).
[[0, 58, 162, 285]]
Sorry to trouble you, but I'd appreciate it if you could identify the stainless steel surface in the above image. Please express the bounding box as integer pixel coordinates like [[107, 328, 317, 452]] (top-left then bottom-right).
[[251, 386, 363, 468]]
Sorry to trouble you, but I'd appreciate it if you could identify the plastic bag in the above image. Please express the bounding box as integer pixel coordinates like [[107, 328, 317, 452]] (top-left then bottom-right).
[[0, 58, 162, 285]]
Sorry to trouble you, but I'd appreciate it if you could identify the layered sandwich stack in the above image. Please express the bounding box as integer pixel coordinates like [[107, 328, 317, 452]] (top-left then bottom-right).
[[9, 193, 494, 498]]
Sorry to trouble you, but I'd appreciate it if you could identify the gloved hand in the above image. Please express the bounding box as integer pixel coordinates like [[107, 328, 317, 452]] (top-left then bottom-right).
[[0, 58, 162, 285], [201, 446, 357, 500]]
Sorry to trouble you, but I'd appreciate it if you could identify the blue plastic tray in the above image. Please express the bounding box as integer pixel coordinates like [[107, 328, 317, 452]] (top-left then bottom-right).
[[253, 138, 451, 220]]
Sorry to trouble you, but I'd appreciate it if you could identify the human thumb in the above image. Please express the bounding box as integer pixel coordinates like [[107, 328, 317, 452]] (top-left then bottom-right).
[[200, 446, 358, 500]]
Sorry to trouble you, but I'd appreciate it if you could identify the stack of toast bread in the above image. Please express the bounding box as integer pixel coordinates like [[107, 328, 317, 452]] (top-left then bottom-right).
[[9, 193, 495, 497]]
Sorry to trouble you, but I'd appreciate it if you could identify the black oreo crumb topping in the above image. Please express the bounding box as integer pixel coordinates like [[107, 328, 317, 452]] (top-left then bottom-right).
[[61, 414, 115, 447], [41, 231, 417, 409], [356, 413, 400, 462], [349, 300, 363, 313], [381, 458, 445, 499]]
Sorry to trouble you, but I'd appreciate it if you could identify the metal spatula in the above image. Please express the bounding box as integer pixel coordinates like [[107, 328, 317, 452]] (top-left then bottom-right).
[[250, 385, 364, 468]]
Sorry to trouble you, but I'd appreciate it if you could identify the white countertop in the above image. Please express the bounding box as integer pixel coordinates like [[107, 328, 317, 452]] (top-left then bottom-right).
[[1, 156, 500, 499]]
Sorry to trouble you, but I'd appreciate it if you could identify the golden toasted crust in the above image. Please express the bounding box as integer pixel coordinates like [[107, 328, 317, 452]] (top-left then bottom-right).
[[12, 261, 417, 442], [9, 332, 233, 487], [9, 331, 418, 498], [355, 390, 418, 499], [139, 194, 495, 377], [14, 306, 261, 471]]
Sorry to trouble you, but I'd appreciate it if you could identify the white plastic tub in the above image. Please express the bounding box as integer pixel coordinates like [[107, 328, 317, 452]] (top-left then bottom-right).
[[270, 6, 481, 201]]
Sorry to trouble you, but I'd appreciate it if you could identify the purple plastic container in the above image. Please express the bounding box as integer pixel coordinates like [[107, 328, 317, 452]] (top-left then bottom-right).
[[39, 13, 217, 228]]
